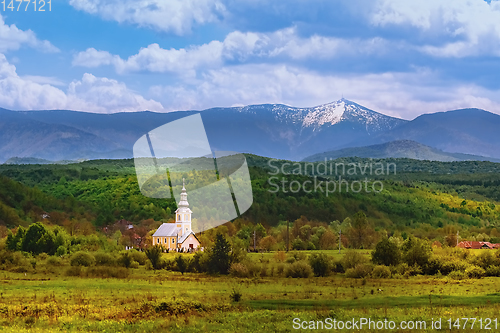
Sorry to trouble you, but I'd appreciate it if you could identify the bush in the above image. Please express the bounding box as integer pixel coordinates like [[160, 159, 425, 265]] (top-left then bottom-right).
[[46, 256, 62, 266], [118, 252, 133, 268], [189, 251, 209, 273], [309, 253, 331, 277], [94, 252, 116, 266], [472, 251, 498, 269], [372, 239, 401, 266], [465, 265, 485, 279], [65, 266, 83, 277], [486, 265, 500, 277], [129, 250, 148, 265], [70, 252, 95, 267], [401, 237, 432, 268], [285, 260, 313, 278], [145, 245, 163, 270], [332, 260, 345, 273], [372, 265, 391, 278], [87, 266, 129, 279], [230, 289, 242, 302], [341, 250, 367, 270], [175, 255, 189, 274], [55, 246, 67, 257], [229, 262, 249, 278], [448, 270, 465, 280], [345, 263, 373, 278], [426, 256, 467, 275]]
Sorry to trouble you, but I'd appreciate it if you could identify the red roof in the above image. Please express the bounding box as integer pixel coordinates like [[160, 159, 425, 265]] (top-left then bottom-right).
[[457, 241, 499, 249]]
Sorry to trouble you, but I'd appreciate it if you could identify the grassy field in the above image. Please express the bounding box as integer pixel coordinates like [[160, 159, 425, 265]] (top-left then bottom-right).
[[1, 251, 500, 332]]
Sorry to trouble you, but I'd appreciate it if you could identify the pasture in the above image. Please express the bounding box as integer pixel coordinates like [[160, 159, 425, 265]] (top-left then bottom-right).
[[1, 251, 499, 332]]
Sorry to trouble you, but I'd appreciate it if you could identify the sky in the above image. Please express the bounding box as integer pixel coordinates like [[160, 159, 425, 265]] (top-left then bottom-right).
[[1, 0, 500, 119]]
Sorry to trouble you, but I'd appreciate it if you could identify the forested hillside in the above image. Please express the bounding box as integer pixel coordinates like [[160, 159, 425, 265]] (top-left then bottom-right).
[[1, 156, 499, 247]]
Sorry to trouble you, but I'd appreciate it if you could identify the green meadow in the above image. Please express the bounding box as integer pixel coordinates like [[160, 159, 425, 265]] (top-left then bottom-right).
[[1, 251, 500, 332]]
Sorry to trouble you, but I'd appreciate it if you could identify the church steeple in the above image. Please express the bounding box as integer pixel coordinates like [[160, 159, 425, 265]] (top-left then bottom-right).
[[175, 178, 192, 237], [178, 178, 189, 208]]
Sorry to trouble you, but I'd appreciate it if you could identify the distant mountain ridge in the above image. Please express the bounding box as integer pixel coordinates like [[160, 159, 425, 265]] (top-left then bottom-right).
[[302, 140, 500, 163], [1, 100, 499, 163]]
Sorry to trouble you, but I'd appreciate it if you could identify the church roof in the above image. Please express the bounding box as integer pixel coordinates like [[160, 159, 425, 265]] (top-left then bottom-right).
[[152, 223, 179, 237], [178, 230, 199, 244]]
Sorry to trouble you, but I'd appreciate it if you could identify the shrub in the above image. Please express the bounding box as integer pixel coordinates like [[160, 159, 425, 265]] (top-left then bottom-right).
[[372, 239, 401, 266], [87, 266, 129, 279], [129, 250, 148, 265], [230, 289, 242, 302], [130, 260, 139, 269], [486, 265, 500, 277], [472, 251, 498, 269], [94, 252, 116, 266], [65, 266, 83, 277], [118, 252, 133, 268], [10, 265, 31, 273], [372, 265, 391, 278], [465, 265, 485, 279], [229, 262, 250, 278], [309, 253, 331, 277], [341, 250, 367, 270], [285, 260, 313, 278], [70, 252, 95, 267], [332, 260, 345, 273], [175, 255, 188, 274], [345, 263, 373, 278], [46, 256, 62, 266], [276, 263, 285, 277], [55, 246, 67, 257], [448, 270, 465, 280], [145, 245, 163, 270], [189, 251, 209, 273], [401, 237, 432, 268]]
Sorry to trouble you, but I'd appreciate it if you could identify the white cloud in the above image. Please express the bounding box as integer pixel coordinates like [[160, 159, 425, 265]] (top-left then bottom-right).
[[0, 14, 58, 53], [0, 54, 67, 110], [73, 27, 396, 76], [68, 0, 226, 35], [67, 73, 164, 113], [370, 0, 500, 57], [0, 54, 163, 113], [149, 64, 500, 118]]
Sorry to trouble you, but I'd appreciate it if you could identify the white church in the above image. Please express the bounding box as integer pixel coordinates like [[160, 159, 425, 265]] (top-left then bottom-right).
[[152, 179, 200, 251]]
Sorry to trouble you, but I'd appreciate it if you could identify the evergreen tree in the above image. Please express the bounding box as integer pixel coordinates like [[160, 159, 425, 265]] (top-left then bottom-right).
[[209, 233, 232, 274]]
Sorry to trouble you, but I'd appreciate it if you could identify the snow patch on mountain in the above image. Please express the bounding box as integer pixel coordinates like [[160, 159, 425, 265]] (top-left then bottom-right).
[[236, 99, 407, 133], [302, 100, 346, 128]]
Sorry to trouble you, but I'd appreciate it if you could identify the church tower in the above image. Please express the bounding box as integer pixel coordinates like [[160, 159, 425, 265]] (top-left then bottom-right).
[[175, 179, 192, 237]]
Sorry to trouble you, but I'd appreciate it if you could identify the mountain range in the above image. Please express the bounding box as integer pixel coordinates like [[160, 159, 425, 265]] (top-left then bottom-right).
[[302, 140, 500, 163], [1, 99, 499, 163]]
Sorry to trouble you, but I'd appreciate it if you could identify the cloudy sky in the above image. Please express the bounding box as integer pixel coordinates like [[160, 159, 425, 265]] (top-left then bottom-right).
[[1, 0, 500, 118]]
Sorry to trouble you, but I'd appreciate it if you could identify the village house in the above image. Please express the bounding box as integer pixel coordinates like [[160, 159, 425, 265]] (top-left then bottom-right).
[[152, 179, 200, 251], [457, 241, 500, 249]]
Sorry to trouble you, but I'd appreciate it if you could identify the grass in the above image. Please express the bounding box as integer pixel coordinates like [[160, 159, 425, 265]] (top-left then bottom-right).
[[1, 250, 500, 332]]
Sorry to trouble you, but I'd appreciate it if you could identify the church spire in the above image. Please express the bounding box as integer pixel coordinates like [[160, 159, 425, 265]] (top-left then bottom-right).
[[178, 178, 189, 208]]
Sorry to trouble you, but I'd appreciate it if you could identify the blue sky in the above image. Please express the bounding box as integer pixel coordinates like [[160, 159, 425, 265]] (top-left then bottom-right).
[[1, 0, 500, 119]]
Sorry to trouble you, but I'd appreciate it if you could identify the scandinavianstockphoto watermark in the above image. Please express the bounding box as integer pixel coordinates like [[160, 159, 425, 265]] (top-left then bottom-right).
[[267, 158, 396, 196]]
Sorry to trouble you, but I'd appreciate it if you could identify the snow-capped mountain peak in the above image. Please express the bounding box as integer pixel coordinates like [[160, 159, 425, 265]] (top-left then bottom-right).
[[302, 100, 346, 127]]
